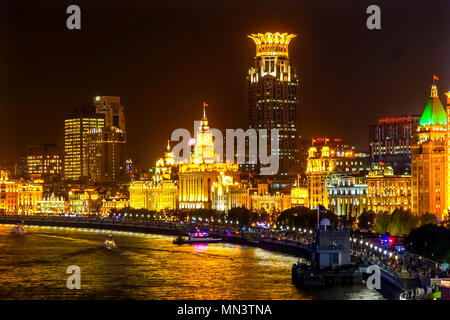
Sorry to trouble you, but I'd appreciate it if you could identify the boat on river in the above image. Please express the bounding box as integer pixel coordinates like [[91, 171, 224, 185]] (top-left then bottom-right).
[[173, 231, 222, 244], [12, 222, 26, 235], [104, 234, 117, 249]]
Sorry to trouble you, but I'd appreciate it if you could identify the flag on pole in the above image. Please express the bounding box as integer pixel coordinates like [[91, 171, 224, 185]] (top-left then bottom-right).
[[433, 75, 439, 81], [203, 102, 208, 107]]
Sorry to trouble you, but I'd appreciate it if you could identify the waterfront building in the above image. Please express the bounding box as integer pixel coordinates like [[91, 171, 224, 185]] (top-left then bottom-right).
[[306, 138, 370, 210], [369, 115, 420, 169], [327, 174, 368, 218], [129, 180, 150, 209], [37, 193, 66, 215], [178, 106, 239, 209], [446, 92, 450, 219], [290, 184, 308, 207], [68, 188, 102, 215], [250, 185, 291, 213], [25, 144, 62, 181], [245, 32, 301, 189], [64, 104, 104, 180], [0, 171, 43, 214], [101, 196, 130, 215], [367, 166, 411, 213], [411, 84, 447, 219]]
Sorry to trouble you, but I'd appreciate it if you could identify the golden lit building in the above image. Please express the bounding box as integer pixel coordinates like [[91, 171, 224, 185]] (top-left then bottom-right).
[[245, 32, 301, 189], [129, 142, 178, 211], [68, 188, 101, 214], [445, 92, 450, 220], [101, 196, 130, 215], [291, 185, 309, 207], [367, 167, 411, 213], [306, 138, 368, 210], [129, 180, 150, 209], [306, 143, 336, 209], [250, 183, 291, 213], [178, 106, 239, 209], [37, 193, 66, 215], [411, 84, 447, 219], [0, 170, 43, 214]]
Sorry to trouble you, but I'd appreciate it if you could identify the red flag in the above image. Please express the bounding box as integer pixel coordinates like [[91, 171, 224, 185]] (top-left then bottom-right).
[[203, 102, 208, 107], [249, 173, 253, 178], [267, 179, 271, 184], [433, 75, 439, 81]]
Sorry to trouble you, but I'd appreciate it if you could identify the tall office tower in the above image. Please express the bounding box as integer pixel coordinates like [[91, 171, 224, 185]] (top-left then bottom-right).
[[93, 96, 126, 134], [64, 104, 105, 181], [369, 116, 420, 170], [84, 127, 125, 183], [246, 32, 301, 190], [411, 84, 447, 219], [25, 144, 62, 181]]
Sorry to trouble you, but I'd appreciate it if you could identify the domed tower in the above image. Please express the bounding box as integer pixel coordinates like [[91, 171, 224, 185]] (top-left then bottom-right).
[[411, 81, 447, 219]]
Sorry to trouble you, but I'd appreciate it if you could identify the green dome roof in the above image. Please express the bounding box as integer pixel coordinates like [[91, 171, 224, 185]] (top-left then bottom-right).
[[419, 86, 447, 126]]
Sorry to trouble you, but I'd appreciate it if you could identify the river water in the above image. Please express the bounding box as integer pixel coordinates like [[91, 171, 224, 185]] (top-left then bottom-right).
[[0, 225, 383, 300]]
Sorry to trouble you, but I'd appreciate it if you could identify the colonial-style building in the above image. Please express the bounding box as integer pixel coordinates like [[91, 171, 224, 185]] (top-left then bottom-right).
[[411, 84, 447, 219], [328, 174, 368, 218], [367, 167, 411, 213]]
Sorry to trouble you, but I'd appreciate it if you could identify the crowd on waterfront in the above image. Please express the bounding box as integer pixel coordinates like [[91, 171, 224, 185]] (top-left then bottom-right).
[[352, 240, 448, 281]]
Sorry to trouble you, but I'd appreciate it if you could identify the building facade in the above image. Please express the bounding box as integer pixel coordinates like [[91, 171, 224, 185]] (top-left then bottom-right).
[[328, 174, 368, 218], [245, 32, 301, 189], [25, 144, 62, 181], [411, 84, 447, 219], [64, 104, 104, 180], [369, 115, 420, 169], [367, 167, 411, 213], [0, 171, 43, 214]]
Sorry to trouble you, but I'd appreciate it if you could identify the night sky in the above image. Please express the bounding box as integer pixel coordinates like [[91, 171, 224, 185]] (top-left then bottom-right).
[[1, 0, 449, 169]]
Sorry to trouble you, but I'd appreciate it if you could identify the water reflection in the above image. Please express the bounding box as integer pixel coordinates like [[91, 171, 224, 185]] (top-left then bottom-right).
[[0, 225, 383, 300]]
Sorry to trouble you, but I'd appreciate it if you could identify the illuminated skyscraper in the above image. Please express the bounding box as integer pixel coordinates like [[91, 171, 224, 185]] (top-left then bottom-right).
[[246, 32, 301, 190], [411, 83, 447, 219], [64, 104, 104, 181]]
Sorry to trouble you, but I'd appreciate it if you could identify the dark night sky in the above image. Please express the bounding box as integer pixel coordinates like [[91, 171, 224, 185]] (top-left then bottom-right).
[[0, 0, 449, 169]]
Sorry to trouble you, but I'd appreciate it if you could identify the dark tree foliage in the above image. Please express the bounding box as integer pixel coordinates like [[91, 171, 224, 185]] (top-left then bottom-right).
[[405, 224, 450, 263], [226, 207, 257, 225], [276, 206, 338, 228], [358, 210, 376, 230]]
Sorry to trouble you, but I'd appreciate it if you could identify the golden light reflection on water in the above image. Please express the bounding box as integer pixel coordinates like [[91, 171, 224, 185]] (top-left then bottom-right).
[[0, 225, 383, 300]]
